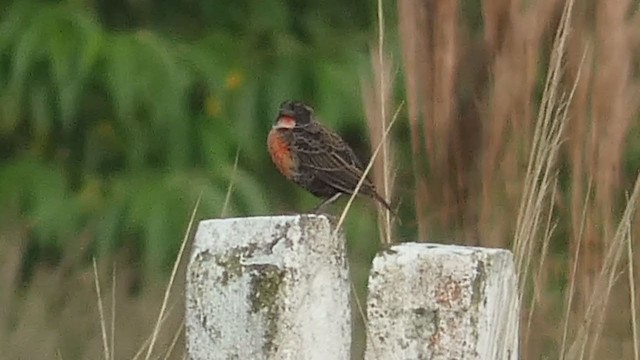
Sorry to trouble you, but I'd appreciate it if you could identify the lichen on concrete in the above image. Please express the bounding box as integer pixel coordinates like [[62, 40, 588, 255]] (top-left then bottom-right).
[[410, 307, 439, 349], [271, 222, 293, 251], [365, 243, 518, 360], [248, 264, 285, 354], [471, 259, 487, 307], [468, 257, 487, 356], [214, 251, 243, 286], [186, 215, 352, 360], [211, 242, 264, 286]]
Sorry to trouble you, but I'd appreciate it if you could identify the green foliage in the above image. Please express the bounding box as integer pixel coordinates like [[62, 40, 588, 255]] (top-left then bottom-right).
[[0, 0, 388, 276]]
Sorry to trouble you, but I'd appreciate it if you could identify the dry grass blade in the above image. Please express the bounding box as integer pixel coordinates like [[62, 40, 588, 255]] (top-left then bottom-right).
[[376, 0, 392, 245], [560, 178, 593, 360], [332, 102, 403, 238], [509, 0, 578, 354], [162, 318, 185, 360], [349, 281, 382, 360], [132, 303, 177, 360], [626, 213, 639, 360], [361, 51, 397, 241], [348, 4, 399, 359], [144, 194, 202, 360], [512, 0, 574, 290], [589, 184, 639, 359], [350, 277, 400, 360], [336, 101, 402, 360], [92, 258, 110, 360], [362, 47, 396, 244], [524, 178, 558, 346], [221, 148, 240, 217], [110, 264, 116, 360], [566, 172, 640, 359]]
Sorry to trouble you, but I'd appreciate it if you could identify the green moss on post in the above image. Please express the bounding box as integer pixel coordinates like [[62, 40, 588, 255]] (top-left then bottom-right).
[[186, 215, 352, 360], [365, 243, 518, 360]]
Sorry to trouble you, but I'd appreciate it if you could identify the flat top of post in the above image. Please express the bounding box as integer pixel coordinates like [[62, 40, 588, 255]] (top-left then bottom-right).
[[382, 242, 514, 257], [192, 214, 343, 256]]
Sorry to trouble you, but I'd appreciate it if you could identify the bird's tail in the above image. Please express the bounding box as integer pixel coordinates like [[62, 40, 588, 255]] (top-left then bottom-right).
[[369, 189, 401, 223]]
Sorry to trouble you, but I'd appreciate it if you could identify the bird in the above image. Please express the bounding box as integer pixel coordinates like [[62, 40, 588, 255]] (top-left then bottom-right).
[[267, 100, 396, 215]]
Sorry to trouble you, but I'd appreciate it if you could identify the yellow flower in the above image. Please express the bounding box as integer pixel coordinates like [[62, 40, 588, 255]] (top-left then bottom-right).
[[97, 120, 114, 138], [79, 177, 103, 210], [205, 95, 221, 117], [225, 70, 244, 91]]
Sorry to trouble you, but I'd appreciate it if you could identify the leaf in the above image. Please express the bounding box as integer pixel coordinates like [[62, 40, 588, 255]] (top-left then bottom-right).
[[0, 1, 36, 53], [30, 83, 52, 140], [0, 158, 83, 247], [47, 8, 102, 128], [3, 6, 47, 133]]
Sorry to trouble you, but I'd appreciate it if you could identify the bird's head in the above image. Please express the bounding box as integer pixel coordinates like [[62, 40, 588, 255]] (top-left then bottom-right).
[[274, 100, 314, 129]]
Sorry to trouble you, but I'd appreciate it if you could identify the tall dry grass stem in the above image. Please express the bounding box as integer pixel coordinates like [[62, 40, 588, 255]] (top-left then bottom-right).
[[93, 258, 110, 360], [144, 194, 202, 360], [334, 102, 403, 360], [132, 304, 177, 360], [332, 103, 403, 239], [362, 47, 396, 245], [162, 318, 185, 360], [376, 0, 392, 246], [626, 215, 639, 360], [110, 265, 116, 360], [221, 149, 240, 217], [560, 178, 593, 360], [509, 1, 578, 353], [565, 172, 640, 359]]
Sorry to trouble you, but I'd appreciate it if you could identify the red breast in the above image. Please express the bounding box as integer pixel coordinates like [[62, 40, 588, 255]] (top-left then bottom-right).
[[268, 128, 294, 179]]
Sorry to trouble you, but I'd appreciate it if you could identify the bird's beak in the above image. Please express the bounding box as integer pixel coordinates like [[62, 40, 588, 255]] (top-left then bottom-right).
[[273, 116, 296, 129]]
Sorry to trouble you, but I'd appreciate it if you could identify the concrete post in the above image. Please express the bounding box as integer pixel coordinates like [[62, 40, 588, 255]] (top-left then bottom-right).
[[185, 215, 351, 360], [365, 243, 519, 360]]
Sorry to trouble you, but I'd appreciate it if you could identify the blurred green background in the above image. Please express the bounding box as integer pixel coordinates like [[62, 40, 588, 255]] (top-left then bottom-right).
[[0, 0, 407, 280]]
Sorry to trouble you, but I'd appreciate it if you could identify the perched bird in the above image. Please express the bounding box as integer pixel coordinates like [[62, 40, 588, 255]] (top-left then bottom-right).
[[267, 100, 396, 215]]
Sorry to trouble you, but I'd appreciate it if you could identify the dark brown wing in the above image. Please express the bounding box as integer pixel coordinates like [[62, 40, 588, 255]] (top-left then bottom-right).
[[292, 122, 375, 195], [292, 121, 397, 217], [291, 121, 397, 217]]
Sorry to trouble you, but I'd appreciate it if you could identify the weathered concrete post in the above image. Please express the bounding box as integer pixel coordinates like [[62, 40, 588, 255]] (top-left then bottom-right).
[[185, 215, 351, 360], [365, 243, 519, 360]]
